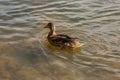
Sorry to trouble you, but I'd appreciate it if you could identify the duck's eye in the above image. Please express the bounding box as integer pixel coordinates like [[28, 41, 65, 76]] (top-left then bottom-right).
[[48, 23, 53, 26]]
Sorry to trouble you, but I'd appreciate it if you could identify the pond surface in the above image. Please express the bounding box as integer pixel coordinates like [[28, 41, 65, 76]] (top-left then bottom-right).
[[0, 0, 120, 80]]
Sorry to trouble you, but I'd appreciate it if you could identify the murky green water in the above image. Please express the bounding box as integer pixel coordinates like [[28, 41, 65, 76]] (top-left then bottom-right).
[[0, 0, 120, 80]]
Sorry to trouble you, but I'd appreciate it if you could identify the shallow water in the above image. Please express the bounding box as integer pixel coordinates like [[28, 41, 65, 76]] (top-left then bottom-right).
[[0, 0, 120, 80]]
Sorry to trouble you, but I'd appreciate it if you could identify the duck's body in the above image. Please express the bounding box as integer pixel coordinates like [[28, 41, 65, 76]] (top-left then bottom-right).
[[44, 22, 84, 48]]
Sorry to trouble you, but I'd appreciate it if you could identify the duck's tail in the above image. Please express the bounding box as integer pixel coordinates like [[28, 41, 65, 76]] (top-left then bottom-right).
[[79, 43, 84, 47]]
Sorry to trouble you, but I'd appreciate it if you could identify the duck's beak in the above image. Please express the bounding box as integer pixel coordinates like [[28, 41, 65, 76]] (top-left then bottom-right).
[[44, 24, 48, 28], [44, 26, 47, 28], [44, 22, 52, 28]]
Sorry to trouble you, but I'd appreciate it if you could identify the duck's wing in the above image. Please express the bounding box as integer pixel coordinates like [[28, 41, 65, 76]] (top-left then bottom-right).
[[57, 34, 78, 39], [50, 35, 70, 44], [50, 34, 79, 46], [50, 34, 81, 47]]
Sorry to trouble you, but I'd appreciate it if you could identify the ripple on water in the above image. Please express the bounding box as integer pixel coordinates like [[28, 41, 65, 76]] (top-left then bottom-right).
[[0, 0, 120, 80]]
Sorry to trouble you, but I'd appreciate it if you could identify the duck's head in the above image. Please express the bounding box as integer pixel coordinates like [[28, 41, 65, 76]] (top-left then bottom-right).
[[44, 22, 56, 34], [44, 22, 54, 29]]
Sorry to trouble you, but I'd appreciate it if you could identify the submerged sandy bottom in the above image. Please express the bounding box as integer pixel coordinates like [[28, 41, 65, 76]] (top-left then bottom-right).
[[0, 0, 120, 80], [0, 38, 119, 80]]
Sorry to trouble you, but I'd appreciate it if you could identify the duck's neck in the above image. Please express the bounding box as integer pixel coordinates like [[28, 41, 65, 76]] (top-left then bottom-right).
[[48, 25, 56, 37]]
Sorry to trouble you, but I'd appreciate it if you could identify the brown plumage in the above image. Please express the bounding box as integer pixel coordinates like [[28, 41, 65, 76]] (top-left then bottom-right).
[[44, 22, 84, 48]]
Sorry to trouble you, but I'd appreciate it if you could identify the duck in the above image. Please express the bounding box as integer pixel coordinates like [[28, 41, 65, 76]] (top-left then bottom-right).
[[44, 22, 84, 49]]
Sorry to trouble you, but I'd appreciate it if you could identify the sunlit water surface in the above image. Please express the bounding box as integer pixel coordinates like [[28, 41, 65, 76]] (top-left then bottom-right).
[[0, 0, 120, 80]]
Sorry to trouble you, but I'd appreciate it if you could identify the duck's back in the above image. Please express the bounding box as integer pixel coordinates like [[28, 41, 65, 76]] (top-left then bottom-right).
[[49, 34, 71, 44], [48, 34, 78, 47]]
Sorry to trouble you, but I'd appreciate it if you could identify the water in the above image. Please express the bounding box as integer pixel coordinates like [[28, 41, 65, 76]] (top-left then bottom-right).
[[0, 0, 120, 80]]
